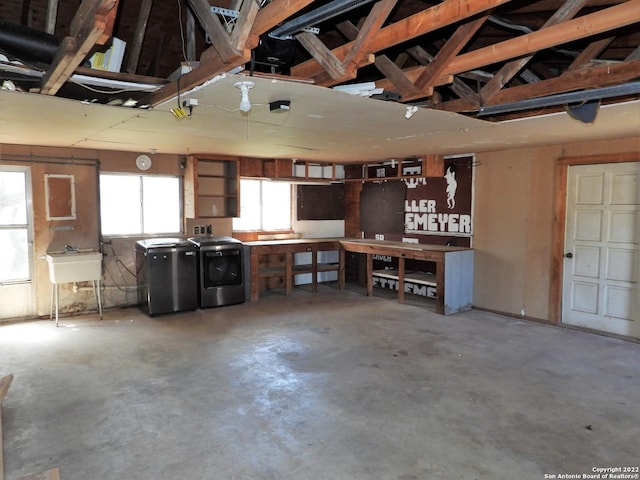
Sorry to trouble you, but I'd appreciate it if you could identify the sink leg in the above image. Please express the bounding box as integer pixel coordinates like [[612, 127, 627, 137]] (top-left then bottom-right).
[[93, 280, 103, 319], [49, 284, 54, 321], [54, 284, 59, 327]]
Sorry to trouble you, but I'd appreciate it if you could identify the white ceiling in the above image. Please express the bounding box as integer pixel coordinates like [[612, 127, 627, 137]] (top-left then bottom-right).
[[1, 72, 639, 162]]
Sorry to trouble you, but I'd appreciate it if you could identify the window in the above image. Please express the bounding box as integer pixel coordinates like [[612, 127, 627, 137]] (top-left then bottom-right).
[[233, 179, 291, 231], [0, 168, 31, 282], [100, 174, 181, 235]]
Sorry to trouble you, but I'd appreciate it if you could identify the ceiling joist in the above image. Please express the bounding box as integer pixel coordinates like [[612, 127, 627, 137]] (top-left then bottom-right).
[[40, 0, 119, 95], [291, 0, 515, 84], [480, 0, 589, 103]]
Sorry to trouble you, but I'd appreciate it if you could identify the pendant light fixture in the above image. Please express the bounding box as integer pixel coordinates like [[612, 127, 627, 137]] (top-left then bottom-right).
[[234, 81, 255, 112]]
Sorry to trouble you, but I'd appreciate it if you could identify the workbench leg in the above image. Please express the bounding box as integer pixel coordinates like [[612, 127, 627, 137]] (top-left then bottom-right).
[[250, 251, 259, 301], [435, 259, 445, 315], [312, 248, 318, 293], [285, 253, 293, 295], [366, 254, 373, 296], [338, 248, 345, 289], [398, 257, 405, 304]]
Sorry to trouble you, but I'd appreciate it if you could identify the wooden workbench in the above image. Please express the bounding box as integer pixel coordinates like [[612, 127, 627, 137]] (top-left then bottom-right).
[[245, 238, 474, 315], [338, 239, 474, 315]]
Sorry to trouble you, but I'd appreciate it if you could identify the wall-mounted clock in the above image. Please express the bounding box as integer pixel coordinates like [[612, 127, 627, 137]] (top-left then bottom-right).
[[136, 154, 152, 170]]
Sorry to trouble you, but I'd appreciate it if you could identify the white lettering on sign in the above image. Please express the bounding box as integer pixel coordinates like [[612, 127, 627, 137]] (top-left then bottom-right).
[[404, 199, 436, 213], [405, 212, 471, 233], [372, 277, 436, 298]]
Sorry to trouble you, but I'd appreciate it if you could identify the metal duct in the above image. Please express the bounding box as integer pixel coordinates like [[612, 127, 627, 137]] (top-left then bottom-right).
[[0, 20, 60, 64], [477, 81, 640, 117], [269, 0, 378, 39]]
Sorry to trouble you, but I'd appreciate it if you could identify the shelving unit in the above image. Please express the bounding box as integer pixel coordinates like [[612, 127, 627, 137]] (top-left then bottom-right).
[[185, 155, 239, 218]]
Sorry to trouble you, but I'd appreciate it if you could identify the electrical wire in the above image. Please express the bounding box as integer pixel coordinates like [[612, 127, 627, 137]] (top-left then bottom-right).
[[177, 0, 189, 63]]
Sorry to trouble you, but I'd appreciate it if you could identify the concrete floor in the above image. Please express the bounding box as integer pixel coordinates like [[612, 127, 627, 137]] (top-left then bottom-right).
[[1, 286, 639, 480]]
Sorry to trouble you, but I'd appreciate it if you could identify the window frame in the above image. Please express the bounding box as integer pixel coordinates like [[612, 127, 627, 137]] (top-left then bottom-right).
[[233, 178, 293, 232], [98, 172, 183, 237]]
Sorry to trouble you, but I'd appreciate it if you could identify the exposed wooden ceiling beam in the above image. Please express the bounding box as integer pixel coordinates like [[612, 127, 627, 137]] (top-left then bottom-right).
[[376, 55, 425, 97], [296, 32, 346, 79], [125, 0, 153, 74], [480, 0, 589, 102], [250, 0, 315, 38], [376, 0, 640, 96], [447, 1, 640, 77], [230, 0, 260, 52], [40, 0, 119, 95], [437, 58, 640, 112], [291, 0, 515, 83], [185, 0, 238, 61], [403, 15, 489, 101], [149, 0, 313, 107], [341, 0, 398, 75], [336, 20, 423, 97], [566, 36, 615, 71]]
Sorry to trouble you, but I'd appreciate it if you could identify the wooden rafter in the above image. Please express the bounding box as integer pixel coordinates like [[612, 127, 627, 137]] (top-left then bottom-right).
[[297, 0, 396, 83], [291, 0, 515, 84], [406, 45, 480, 104], [230, 0, 260, 52], [565, 36, 615, 71], [40, 0, 119, 95], [403, 14, 489, 101], [341, 0, 398, 75], [185, 0, 238, 61], [336, 20, 422, 97], [447, 0, 640, 82], [125, 0, 153, 74], [375, 0, 640, 98], [150, 0, 304, 106], [250, 0, 314, 38], [480, 0, 589, 102], [437, 58, 640, 112], [296, 32, 346, 79]]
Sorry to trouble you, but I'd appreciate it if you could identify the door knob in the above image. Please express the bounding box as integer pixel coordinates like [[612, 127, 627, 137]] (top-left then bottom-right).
[[565, 252, 573, 258]]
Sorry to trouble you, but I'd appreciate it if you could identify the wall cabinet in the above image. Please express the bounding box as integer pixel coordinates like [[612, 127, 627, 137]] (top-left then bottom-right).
[[185, 155, 239, 218]]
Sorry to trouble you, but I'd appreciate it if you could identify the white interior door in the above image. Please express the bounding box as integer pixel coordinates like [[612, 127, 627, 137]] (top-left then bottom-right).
[[0, 166, 34, 320], [563, 162, 640, 337]]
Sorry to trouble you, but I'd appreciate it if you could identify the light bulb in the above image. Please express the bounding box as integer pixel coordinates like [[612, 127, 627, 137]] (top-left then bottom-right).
[[239, 91, 251, 112], [234, 81, 255, 113]]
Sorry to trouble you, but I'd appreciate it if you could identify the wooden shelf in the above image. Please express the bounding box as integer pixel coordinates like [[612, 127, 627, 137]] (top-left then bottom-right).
[[184, 155, 239, 218]]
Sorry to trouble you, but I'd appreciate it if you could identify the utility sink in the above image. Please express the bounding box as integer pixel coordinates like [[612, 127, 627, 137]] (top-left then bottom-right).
[[46, 251, 103, 284]]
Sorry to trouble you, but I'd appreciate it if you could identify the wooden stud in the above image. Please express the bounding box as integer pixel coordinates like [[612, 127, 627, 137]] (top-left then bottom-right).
[[424, 155, 445, 177]]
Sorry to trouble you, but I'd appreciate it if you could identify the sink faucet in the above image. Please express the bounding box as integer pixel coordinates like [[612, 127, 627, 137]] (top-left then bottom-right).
[[64, 245, 79, 253]]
